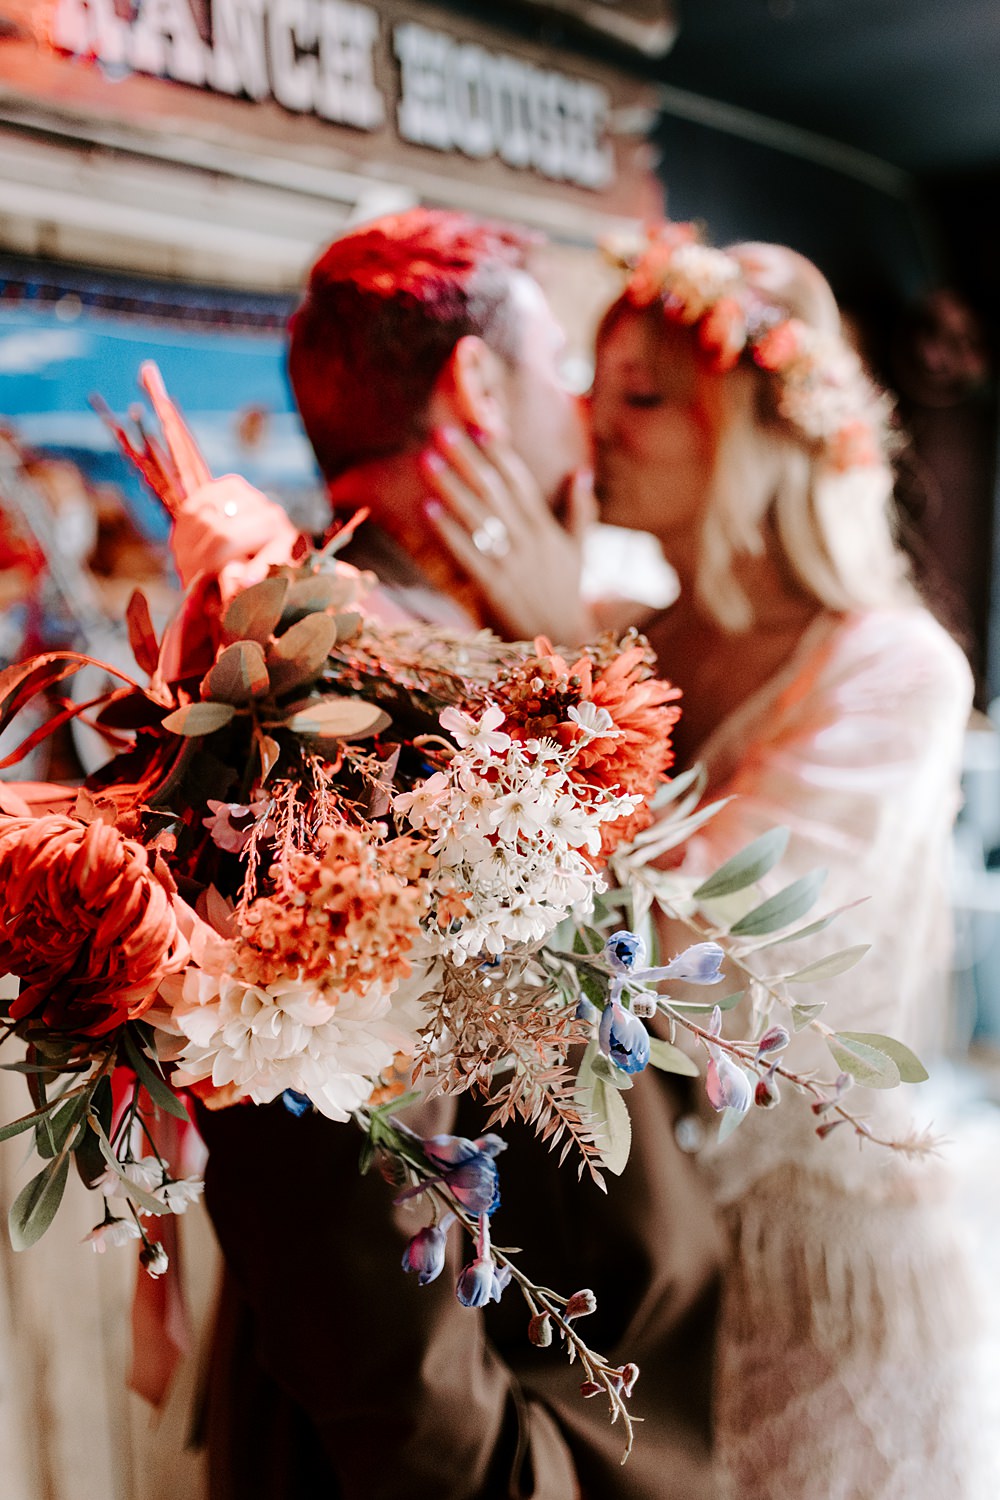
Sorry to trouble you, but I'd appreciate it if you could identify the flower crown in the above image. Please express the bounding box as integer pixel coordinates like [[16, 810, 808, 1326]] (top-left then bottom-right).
[[607, 223, 894, 474]]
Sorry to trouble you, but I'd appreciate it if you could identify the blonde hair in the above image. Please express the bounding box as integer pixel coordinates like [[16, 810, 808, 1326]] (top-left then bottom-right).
[[693, 242, 914, 632]]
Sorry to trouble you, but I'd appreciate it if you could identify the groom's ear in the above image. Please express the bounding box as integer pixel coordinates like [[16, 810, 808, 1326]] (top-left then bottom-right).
[[429, 336, 511, 439]]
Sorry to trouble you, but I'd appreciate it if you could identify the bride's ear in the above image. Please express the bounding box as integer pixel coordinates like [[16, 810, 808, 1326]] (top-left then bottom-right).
[[429, 336, 511, 439]]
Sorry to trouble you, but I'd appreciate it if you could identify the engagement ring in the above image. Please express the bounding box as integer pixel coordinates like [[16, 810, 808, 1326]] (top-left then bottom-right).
[[471, 517, 510, 558]]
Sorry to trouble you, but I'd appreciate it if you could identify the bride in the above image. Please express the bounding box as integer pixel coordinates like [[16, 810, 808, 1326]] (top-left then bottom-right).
[[425, 226, 998, 1498]]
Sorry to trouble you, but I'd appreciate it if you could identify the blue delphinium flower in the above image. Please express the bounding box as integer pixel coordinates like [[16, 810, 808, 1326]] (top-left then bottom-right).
[[401, 1216, 454, 1286], [421, 1133, 507, 1216], [281, 1089, 312, 1117], [598, 1000, 651, 1075], [651, 942, 726, 985], [604, 931, 647, 973]]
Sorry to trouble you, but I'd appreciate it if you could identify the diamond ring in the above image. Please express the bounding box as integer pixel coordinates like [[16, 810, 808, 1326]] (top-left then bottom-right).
[[471, 517, 511, 559]]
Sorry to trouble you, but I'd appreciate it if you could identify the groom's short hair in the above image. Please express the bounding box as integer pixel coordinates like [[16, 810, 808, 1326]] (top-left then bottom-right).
[[288, 208, 530, 481]]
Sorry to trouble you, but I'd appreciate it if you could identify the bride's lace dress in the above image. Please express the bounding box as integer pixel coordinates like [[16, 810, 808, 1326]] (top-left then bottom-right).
[[680, 606, 998, 1499]]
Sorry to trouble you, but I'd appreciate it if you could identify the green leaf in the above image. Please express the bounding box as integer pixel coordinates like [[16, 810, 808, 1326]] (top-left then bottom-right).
[[669, 990, 743, 1016], [647, 1037, 700, 1077], [280, 574, 357, 625], [590, 1076, 632, 1175], [717, 1105, 748, 1144], [285, 697, 391, 740], [161, 700, 236, 737], [729, 869, 828, 938], [88, 1115, 168, 1216], [122, 1032, 191, 1122], [35, 1091, 89, 1160], [827, 1034, 900, 1089], [790, 1001, 826, 1031], [202, 640, 270, 705], [222, 576, 289, 645], [75, 1076, 112, 1189], [0, 1097, 61, 1143], [591, 1052, 634, 1090], [651, 763, 705, 810], [9, 1154, 70, 1250], [837, 1032, 929, 1084], [573, 926, 605, 956], [785, 945, 871, 984], [750, 898, 870, 951], [692, 828, 790, 902], [266, 613, 339, 696], [358, 1136, 376, 1176]]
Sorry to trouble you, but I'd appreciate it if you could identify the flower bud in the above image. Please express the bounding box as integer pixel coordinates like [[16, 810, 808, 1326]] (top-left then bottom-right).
[[657, 942, 725, 985], [281, 1089, 312, 1117], [401, 1223, 449, 1287], [604, 930, 647, 974], [528, 1313, 553, 1347], [619, 1362, 640, 1397], [599, 1001, 650, 1075], [579, 1381, 602, 1399], [140, 1241, 169, 1279], [565, 1288, 598, 1319], [816, 1118, 845, 1140], [705, 1054, 753, 1114], [456, 1255, 509, 1307], [756, 1025, 790, 1057], [754, 1072, 781, 1109]]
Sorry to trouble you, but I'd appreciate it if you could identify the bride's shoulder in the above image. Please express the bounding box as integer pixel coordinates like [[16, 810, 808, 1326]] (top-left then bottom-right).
[[822, 606, 973, 709]]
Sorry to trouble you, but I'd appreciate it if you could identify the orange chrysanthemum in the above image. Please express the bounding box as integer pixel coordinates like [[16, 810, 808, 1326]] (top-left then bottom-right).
[[236, 822, 430, 995], [496, 637, 682, 855], [0, 813, 190, 1037]]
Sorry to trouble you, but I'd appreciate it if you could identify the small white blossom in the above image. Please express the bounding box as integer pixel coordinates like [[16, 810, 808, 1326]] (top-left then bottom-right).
[[567, 703, 619, 740], [83, 1217, 142, 1253], [439, 703, 510, 755]]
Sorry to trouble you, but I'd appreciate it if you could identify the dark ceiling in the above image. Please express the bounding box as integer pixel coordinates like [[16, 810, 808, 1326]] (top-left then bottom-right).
[[659, 0, 1000, 176]]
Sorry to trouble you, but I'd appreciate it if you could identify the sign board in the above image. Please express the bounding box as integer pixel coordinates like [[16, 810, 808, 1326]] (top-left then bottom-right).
[[0, 1, 663, 214]]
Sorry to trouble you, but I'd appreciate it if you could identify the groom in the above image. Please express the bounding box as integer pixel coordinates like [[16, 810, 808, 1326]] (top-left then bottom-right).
[[197, 209, 721, 1500]]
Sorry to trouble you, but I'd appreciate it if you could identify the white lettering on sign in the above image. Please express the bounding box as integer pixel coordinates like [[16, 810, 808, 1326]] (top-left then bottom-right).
[[48, 1, 614, 188], [393, 21, 613, 189]]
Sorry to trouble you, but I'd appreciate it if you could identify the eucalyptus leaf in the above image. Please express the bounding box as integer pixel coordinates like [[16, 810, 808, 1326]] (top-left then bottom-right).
[[750, 898, 870, 951], [589, 1076, 632, 1176], [281, 574, 357, 625], [717, 1105, 748, 1144], [624, 796, 734, 859], [785, 945, 871, 984], [9, 1153, 70, 1250], [590, 1053, 634, 1090], [827, 1034, 900, 1090], [647, 1037, 700, 1077], [790, 1001, 826, 1031], [693, 828, 790, 902], [266, 614, 338, 696], [651, 763, 704, 809], [122, 1032, 191, 1122], [75, 1075, 112, 1188], [729, 869, 828, 938], [837, 1032, 929, 1084], [161, 701, 236, 737], [202, 640, 269, 705], [286, 697, 391, 740], [0, 1097, 61, 1143], [669, 990, 744, 1016], [222, 576, 289, 645], [35, 1091, 89, 1160]]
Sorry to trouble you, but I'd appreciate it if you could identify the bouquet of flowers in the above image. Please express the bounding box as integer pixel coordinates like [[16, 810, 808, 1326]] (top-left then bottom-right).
[[0, 368, 929, 1457]]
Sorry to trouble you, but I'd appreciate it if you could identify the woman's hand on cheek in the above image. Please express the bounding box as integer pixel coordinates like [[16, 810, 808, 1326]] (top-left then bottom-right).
[[418, 424, 597, 646]]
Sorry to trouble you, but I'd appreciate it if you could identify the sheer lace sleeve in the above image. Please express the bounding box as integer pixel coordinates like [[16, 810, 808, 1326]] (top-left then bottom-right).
[[681, 607, 973, 1200]]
